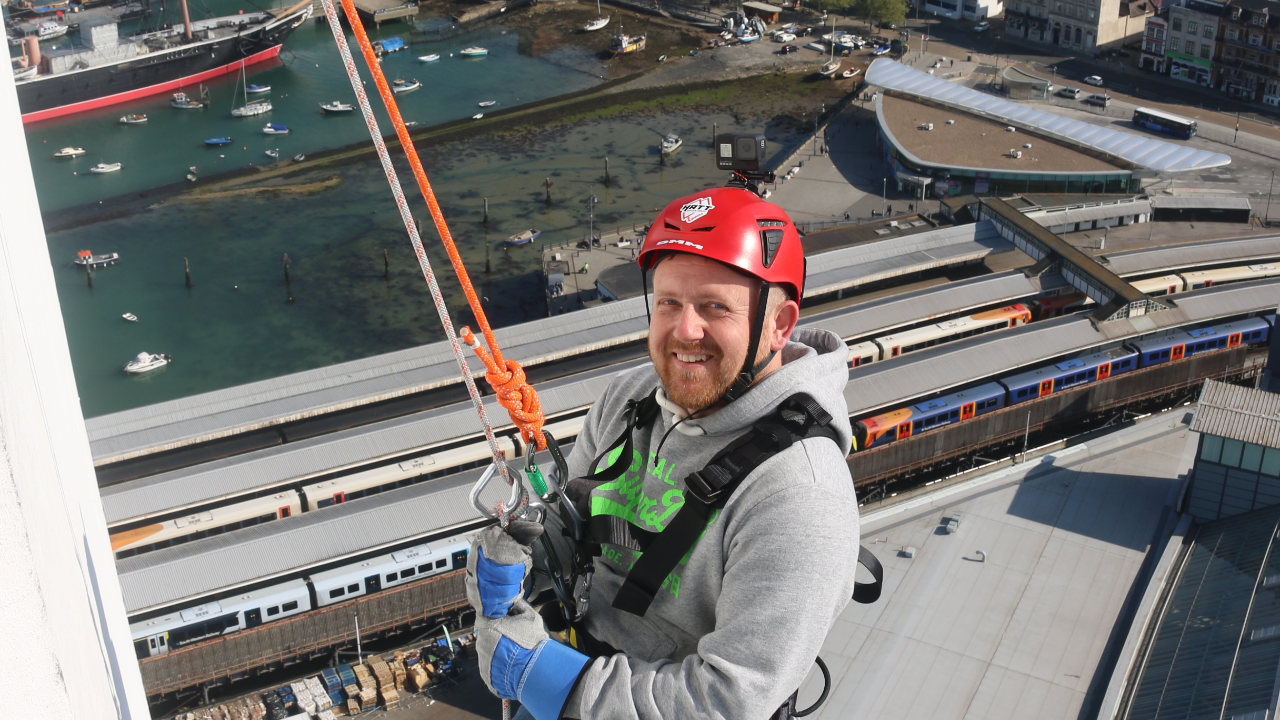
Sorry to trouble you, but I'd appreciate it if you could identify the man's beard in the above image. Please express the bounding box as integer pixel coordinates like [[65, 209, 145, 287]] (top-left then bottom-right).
[[653, 341, 741, 414]]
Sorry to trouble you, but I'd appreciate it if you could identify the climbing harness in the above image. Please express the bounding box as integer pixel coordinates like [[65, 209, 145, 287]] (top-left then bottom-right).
[[551, 389, 883, 717]]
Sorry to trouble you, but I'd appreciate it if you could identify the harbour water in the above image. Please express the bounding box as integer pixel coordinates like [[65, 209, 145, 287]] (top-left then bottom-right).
[[27, 4, 785, 417]]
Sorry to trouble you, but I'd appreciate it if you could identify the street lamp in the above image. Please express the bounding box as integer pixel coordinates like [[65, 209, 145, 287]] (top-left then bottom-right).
[[881, 177, 887, 215]]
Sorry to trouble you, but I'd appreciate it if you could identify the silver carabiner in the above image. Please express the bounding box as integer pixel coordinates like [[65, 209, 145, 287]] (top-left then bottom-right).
[[469, 460, 528, 526]]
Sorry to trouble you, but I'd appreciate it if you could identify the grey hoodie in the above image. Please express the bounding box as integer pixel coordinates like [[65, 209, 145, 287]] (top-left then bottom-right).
[[553, 326, 861, 720]]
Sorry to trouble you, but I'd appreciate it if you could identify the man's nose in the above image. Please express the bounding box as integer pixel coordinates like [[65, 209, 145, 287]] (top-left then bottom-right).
[[673, 304, 705, 342]]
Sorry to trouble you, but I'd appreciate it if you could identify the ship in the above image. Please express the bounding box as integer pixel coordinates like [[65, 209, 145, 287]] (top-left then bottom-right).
[[608, 29, 646, 56], [14, 0, 313, 124]]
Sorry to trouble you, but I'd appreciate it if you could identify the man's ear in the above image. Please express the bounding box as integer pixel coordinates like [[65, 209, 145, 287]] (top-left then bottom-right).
[[769, 298, 800, 352]]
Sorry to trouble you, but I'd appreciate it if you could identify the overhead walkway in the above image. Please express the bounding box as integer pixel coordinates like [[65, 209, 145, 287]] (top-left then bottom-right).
[[980, 197, 1171, 321]]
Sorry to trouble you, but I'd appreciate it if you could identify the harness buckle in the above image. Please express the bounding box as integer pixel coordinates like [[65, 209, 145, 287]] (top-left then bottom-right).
[[571, 568, 593, 622], [684, 467, 731, 505]]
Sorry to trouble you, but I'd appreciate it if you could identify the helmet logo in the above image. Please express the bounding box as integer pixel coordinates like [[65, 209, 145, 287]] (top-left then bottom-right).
[[679, 196, 715, 224], [655, 238, 705, 251]]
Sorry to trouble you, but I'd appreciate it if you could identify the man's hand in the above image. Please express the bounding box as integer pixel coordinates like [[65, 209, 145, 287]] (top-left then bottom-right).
[[471, 596, 589, 720], [466, 521, 544, 618]]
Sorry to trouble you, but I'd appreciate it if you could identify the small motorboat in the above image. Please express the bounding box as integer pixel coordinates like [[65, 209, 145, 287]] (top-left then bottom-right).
[[842, 67, 862, 79], [122, 312, 138, 322], [505, 228, 541, 247], [478, 99, 497, 107], [53, 146, 86, 158], [119, 113, 148, 125], [246, 83, 271, 94], [472, 113, 484, 120], [124, 352, 171, 374], [204, 136, 233, 147], [293, 153, 306, 162], [36, 20, 69, 40], [265, 148, 279, 159], [171, 91, 205, 109], [320, 100, 354, 114], [418, 53, 440, 63], [391, 78, 421, 94], [263, 122, 290, 135], [660, 132, 682, 155], [89, 162, 122, 173], [73, 249, 119, 267], [231, 99, 272, 117], [459, 46, 488, 57]]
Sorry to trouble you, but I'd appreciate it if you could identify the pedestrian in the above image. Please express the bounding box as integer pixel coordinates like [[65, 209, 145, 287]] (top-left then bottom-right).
[[466, 187, 870, 719]]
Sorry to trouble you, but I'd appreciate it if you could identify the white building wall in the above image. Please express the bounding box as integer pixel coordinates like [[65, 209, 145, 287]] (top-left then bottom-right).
[[0, 61, 152, 720]]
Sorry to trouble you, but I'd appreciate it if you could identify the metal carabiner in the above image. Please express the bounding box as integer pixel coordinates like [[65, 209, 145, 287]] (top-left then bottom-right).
[[469, 460, 527, 527]]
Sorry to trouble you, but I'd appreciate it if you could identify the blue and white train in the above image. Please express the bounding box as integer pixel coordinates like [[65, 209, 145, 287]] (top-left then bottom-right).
[[131, 532, 474, 659], [852, 315, 1273, 450]]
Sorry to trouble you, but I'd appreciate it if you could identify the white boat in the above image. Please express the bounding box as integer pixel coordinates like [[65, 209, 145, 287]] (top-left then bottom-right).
[[472, 112, 484, 119], [293, 153, 306, 161], [13, 64, 37, 80], [391, 78, 421, 94], [73, 249, 119, 267], [320, 100, 354, 114], [583, 0, 609, 31], [90, 162, 122, 173], [36, 21, 68, 40], [263, 122, 290, 135], [660, 132, 682, 155], [265, 148, 279, 158], [246, 83, 271, 94], [122, 312, 138, 322], [119, 113, 148, 124], [478, 99, 497, 107], [505, 228, 541, 246], [418, 53, 441, 62], [819, 60, 841, 77], [841, 67, 862, 79], [53, 146, 85, 158], [124, 352, 171, 374], [460, 46, 488, 57], [230, 61, 272, 116]]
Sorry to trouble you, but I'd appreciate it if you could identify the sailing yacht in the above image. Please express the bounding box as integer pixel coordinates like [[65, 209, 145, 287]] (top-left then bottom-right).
[[583, 0, 609, 31], [230, 60, 272, 117], [818, 19, 841, 77]]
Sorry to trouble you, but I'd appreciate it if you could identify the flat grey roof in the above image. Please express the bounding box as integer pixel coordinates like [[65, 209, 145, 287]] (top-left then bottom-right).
[[865, 59, 1232, 173], [1102, 235, 1280, 275], [1027, 198, 1152, 227], [1190, 378, 1280, 448], [1149, 195, 1253, 210]]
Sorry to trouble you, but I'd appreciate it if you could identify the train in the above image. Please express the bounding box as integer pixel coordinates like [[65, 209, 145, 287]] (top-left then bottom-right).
[[847, 304, 1032, 368], [852, 315, 1274, 451], [130, 531, 475, 659], [1033, 263, 1280, 319]]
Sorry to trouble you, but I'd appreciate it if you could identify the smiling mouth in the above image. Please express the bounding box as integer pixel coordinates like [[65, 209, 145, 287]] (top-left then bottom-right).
[[674, 352, 711, 364]]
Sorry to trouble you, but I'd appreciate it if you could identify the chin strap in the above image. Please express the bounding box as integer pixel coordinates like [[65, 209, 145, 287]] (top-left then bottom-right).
[[722, 280, 773, 403]]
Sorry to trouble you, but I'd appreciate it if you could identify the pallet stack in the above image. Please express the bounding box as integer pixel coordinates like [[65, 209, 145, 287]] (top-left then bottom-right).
[[353, 663, 378, 711], [367, 655, 399, 709]]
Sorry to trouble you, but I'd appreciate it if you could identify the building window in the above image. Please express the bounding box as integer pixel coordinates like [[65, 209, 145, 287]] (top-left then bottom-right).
[[1262, 447, 1280, 477], [1200, 43, 1210, 58], [1171, 17, 1182, 32], [1201, 434, 1223, 463], [1169, 38, 1179, 51], [1242, 443, 1264, 472], [1226, 28, 1238, 41], [1222, 438, 1244, 467], [1250, 34, 1261, 46], [1188, 21, 1197, 33], [1203, 25, 1214, 38]]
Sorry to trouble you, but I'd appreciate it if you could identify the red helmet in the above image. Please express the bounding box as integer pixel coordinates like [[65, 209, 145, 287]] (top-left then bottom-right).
[[639, 187, 806, 299]]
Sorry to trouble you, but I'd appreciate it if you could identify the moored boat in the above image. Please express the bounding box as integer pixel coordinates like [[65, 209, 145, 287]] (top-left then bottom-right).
[[265, 148, 279, 158], [505, 228, 541, 246], [124, 352, 171, 374], [391, 78, 421, 94], [478, 99, 496, 107], [263, 122, 290, 135], [660, 132, 682, 155], [293, 153, 306, 161], [418, 53, 440, 62], [819, 59, 841, 77], [53, 146, 85, 158], [609, 30, 646, 56], [170, 91, 206, 110], [204, 136, 232, 146], [231, 99, 272, 117], [459, 46, 488, 57], [89, 162, 122, 173], [320, 100, 354, 114], [74, 249, 119, 267], [122, 312, 138, 322], [842, 67, 861, 79], [119, 113, 148, 124], [583, 15, 610, 31], [17, 0, 313, 124], [246, 83, 271, 94]]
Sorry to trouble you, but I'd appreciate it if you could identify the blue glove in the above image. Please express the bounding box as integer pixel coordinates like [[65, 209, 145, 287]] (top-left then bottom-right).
[[471, 596, 590, 720], [467, 521, 543, 618]]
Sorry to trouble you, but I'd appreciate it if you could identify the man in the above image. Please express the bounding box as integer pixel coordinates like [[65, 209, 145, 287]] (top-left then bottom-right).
[[466, 187, 862, 719]]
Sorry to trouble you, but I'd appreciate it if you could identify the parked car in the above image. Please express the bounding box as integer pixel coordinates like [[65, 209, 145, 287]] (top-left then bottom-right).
[[777, 43, 797, 54], [1085, 92, 1111, 107], [774, 31, 796, 42], [1084, 74, 1104, 86], [973, 21, 990, 32], [1057, 86, 1081, 98]]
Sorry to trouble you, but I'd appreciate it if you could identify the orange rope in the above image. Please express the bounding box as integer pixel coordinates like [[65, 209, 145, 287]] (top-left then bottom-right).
[[337, 0, 546, 451]]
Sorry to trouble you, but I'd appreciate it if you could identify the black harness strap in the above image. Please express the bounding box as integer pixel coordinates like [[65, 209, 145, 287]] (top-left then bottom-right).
[[612, 393, 852, 616]]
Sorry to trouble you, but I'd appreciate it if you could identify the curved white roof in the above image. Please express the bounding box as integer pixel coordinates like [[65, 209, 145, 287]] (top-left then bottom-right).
[[865, 59, 1231, 174]]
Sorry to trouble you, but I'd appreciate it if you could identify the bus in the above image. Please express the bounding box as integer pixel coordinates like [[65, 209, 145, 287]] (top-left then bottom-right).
[[1131, 107, 1198, 139]]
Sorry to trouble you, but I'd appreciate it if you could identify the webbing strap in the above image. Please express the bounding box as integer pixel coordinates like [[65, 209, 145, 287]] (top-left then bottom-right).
[[612, 393, 838, 616]]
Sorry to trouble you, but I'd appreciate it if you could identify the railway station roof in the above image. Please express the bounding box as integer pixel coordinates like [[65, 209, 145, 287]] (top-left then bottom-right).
[[1025, 198, 1152, 228], [1190, 379, 1280, 448], [1103, 235, 1280, 275], [864, 59, 1232, 174]]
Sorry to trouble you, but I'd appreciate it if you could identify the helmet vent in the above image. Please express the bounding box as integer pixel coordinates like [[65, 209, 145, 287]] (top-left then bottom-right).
[[760, 228, 784, 268], [758, 219, 787, 227]]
